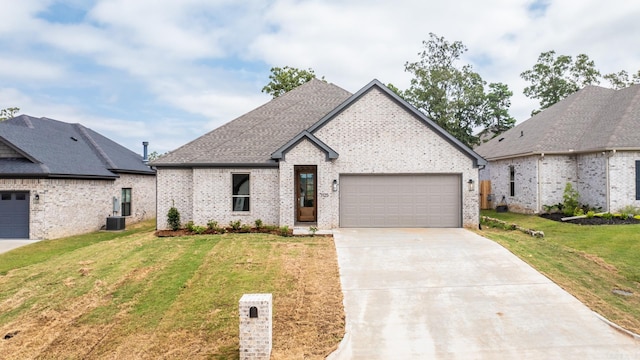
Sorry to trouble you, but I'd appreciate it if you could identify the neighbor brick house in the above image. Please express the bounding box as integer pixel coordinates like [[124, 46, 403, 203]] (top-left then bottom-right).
[[475, 85, 640, 213], [0, 115, 156, 239], [152, 79, 486, 230]]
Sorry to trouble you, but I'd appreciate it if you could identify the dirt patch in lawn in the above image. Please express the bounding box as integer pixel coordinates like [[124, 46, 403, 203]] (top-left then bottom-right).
[[0, 233, 345, 359], [270, 241, 344, 359]]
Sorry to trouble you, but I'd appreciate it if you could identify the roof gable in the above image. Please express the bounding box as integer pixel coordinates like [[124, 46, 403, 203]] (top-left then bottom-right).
[[475, 85, 640, 160], [0, 115, 154, 178], [271, 130, 339, 161], [306, 79, 487, 167]]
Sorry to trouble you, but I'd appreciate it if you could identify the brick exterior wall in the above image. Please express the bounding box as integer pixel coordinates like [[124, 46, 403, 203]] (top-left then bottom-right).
[[282, 87, 481, 228], [157, 87, 483, 229], [609, 151, 640, 212], [156, 168, 193, 230], [485, 156, 539, 213], [156, 167, 279, 230], [278, 140, 337, 228], [0, 174, 155, 239], [485, 151, 640, 214], [538, 155, 577, 211], [577, 153, 607, 210]]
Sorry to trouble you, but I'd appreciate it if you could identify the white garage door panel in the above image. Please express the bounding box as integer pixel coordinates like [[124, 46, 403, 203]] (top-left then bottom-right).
[[340, 175, 461, 228]]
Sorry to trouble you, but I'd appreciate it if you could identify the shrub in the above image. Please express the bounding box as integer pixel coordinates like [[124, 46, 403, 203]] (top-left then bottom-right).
[[229, 220, 242, 230], [618, 205, 640, 216], [573, 208, 584, 216], [309, 226, 318, 236], [263, 225, 278, 232], [240, 224, 252, 233], [562, 183, 579, 216], [207, 220, 218, 230], [254, 219, 263, 229], [542, 204, 557, 214], [193, 225, 207, 234], [167, 206, 181, 231], [279, 225, 290, 237], [586, 210, 595, 218], [185, 221, 195, 232], [601, 212, 614, 220]]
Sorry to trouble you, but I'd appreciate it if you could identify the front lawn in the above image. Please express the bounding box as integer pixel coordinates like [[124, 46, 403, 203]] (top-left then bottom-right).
[[0, 219, 344, 359], [478, 210, 640, 334]]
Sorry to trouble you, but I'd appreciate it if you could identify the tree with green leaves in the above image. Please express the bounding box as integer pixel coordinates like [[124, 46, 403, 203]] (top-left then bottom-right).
[[400, 33, 515, 147], [520, 51, 600, 115], [0, 107, 19, 121], [603, 70, 640, 89], [261, 66, 324, 98]]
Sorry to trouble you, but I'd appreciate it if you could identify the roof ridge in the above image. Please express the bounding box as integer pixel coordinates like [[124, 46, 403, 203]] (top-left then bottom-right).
[[73, 123, 117, 169], [158, 80, 350, 163]]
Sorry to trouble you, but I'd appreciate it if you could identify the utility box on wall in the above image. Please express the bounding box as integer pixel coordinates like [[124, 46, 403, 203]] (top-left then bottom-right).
[[239, 293, 272, 360], [106, 216, 126, 230]]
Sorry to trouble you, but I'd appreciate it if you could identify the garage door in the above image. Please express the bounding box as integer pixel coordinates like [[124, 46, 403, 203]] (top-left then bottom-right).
[[0, 192, 30, 238], [340, 174, 461, 228]]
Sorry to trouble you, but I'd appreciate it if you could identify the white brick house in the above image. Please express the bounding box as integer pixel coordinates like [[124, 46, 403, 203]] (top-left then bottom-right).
[[153, 79, 486, 230], [0, 116, 156, 239], [475, 85, 640, 213]]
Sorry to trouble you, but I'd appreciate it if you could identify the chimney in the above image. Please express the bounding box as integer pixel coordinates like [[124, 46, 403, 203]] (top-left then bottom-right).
[[143, 141, 149, 163]]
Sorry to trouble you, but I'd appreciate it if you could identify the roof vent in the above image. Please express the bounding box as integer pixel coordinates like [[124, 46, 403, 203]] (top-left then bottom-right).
[[498, 137, 505, 142], [520, 131, 524, 137], [70, 136, 78, 141]]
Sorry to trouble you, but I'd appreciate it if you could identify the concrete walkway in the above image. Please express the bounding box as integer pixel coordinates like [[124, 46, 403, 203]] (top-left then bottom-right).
[[0, 239, 40, 254], [329, 228, 639, 359]]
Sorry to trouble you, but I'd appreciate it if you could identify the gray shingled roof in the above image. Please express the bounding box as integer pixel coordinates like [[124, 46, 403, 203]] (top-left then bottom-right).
[[0, 115, 154, 178], [152, 78, 352, 166], [475, 85, 640, 160], [154, 78, 487, 168]]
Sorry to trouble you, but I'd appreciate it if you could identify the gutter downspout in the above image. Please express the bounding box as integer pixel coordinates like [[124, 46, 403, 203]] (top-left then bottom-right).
[[537, 153, 543, 213], [605, 149, 615, 212]]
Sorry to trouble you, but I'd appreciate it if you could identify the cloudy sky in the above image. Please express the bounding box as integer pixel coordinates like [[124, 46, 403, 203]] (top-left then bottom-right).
[[1, 0, 639, 155]]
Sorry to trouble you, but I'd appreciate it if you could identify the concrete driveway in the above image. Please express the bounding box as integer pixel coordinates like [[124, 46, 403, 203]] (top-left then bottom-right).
[[329, 228, 639, 359], [0, 239, 40, 254]]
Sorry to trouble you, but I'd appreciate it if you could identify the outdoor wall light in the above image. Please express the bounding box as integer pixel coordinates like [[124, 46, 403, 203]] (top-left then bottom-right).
[[34, 194, 40, 201], [332, 179, 338, 192], [467, 179, 474, 192]]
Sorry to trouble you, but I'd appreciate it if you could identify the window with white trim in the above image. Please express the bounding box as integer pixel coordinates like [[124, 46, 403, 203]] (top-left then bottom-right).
[[232, 174, 250, 211]]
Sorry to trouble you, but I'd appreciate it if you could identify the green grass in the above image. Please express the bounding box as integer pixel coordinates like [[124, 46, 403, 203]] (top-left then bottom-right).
[[479, 210, 640, 333], [0, 220, 156, 275], [0, 220, 343, 359]]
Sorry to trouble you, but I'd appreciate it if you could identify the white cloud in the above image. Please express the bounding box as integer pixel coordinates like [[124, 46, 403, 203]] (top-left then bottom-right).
[[0, 57, 64, 81], [2, 0, 640, 152]]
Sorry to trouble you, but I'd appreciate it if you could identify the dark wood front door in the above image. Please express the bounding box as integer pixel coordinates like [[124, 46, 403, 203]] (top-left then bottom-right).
[[295, 166, 317, 222]]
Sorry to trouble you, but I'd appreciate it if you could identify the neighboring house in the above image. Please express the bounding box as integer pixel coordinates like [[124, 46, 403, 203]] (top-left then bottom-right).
[[0, 115, 156, 239], [152, 79, 486, 230], [475, 85, 640, 214]]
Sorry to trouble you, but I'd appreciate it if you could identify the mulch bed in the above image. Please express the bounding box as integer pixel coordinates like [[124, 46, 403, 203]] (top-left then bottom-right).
[[155, 228, 332, 237], [540, 213, 640, 225]]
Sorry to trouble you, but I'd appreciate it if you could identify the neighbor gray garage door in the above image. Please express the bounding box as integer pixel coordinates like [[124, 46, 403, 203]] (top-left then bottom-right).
[[0, 192, 30, 238], [339, 174, 461, 228]]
